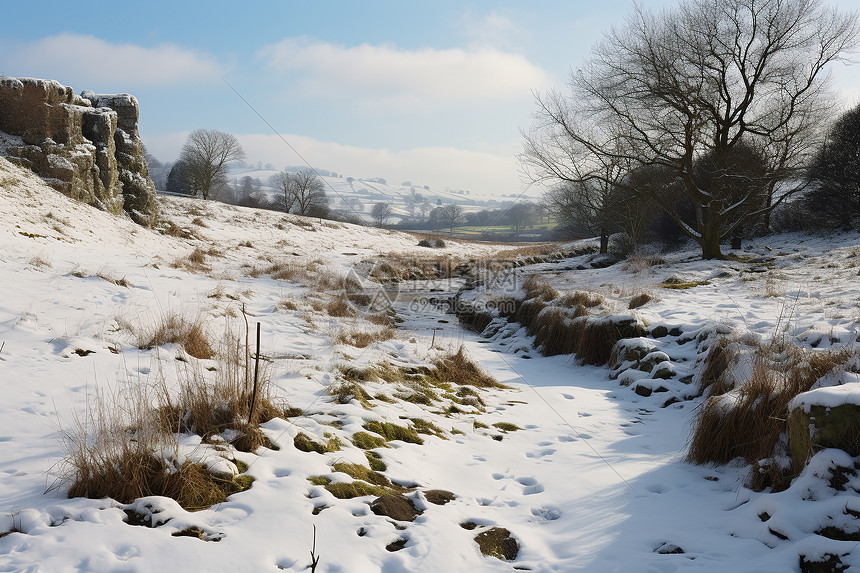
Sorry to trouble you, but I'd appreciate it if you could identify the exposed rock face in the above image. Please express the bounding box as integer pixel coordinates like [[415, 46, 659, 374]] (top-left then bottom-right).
[[0, 76, 158, 226]]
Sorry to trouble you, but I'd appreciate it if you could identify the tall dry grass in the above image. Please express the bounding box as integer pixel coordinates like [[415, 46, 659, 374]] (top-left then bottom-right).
[[688, 341, 853, 490], [123, 312, 215, 359], [430, 346, 505, 388], [61, 324, 282, 508]]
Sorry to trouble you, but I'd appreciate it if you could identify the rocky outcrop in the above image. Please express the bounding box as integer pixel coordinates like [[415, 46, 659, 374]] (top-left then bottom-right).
[[0, 76, 157, 226]]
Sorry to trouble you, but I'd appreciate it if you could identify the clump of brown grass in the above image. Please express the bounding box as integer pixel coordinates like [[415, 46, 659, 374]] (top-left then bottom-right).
[[326, 294, 357, 318], [559, 291, 603, 309], [688, 342, 853, 490], [277, 298, 299, 311], [191, 217, 208, 228], [531, 307, 588, 356], [160, 221, 196, 239], [628, 292, 654, 310], [60, 342, 268, 510], [333, 325, 395, 348], [574, 317, 646, 366], [521, 275, 558, 301], [172, 247, 211, 273], [697, 337, 736, 396], [129, 312, 215, 359], [430, 346, 505, 388], [368, 254, 463, 283], [29, 254, 51, 268], [68, 266, 132, 287]]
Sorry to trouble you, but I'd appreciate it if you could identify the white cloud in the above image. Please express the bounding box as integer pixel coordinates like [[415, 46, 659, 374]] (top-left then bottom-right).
[[0, 34, 222, 89], [258, 37, 549, 108], [459, 10, 526, 49]]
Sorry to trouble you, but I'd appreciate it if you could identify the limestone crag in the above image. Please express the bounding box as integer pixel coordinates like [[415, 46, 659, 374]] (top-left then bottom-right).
[[0, 76, 157, 226]]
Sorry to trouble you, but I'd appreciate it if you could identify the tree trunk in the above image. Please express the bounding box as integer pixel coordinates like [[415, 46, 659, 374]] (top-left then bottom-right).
[[700, 218, 722, 259], [599, 230, 609, 254]]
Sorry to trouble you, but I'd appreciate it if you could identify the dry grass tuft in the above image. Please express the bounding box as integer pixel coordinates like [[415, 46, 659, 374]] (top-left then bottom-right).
[[697, 337, 735, 396], [522, 275, 558, 302], [628, 292, 654, 309], [172, 247, 211, 273], [574, 318, 646, 366], [129, 312, 215, 359], [160, 221, 196, 239], [688, 342, 853, 490], [333, 325, 395, 348], [60, 334, 272, 510], [326, 294, 357, 317], [531, 307, 588, 356], [431, 346, 505, 388], [29, 255, 51, 268], [559, 291, 603, 309], [277, 298, 300, 311]]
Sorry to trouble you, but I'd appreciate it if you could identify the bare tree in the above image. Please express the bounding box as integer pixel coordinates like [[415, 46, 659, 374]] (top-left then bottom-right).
[[178, 129, 245, 200], [521, 0, 858, 259], [287, 169, 328, 216], [437, 204, 463, 236], [270, 171, 298, 213], [371, 202, 393, 227]]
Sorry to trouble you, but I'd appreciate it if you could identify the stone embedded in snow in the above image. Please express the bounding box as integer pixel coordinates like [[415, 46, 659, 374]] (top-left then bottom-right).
[[788, 383, 860, 473], [370, 494, 422, 522]]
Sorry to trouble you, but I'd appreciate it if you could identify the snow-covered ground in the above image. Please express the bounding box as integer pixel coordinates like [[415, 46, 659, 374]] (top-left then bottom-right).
[[2, 155, 860, 572]]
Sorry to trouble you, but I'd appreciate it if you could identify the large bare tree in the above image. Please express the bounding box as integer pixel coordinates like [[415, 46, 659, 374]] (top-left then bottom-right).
[[179, 129, 245, 200], [521, 0, 858, 259]]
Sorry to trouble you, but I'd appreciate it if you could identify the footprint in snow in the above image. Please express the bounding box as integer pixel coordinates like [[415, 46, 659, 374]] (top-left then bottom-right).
[[492, 473, 506, 480], [578, 433, 593, 439], [516, 477, 545, 495], [273, 468, 291, 478], [647, 484, 669, 494], [561, 393, 575, 400], [531, 506, 562, 521], [558, 435, 577, 442], [578, 411, 592, 417], [526, 448, 556, 459]]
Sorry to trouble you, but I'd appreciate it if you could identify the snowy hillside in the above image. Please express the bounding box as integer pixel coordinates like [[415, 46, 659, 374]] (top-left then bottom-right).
[[2, 154, 860, 572], [227, 165, 529, 224]]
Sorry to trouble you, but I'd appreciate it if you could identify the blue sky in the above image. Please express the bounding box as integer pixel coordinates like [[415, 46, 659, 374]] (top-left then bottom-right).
[[2, 0, 859, 196]]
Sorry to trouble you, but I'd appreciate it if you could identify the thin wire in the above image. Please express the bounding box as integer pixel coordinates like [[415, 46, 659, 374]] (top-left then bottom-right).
[[221, 77, 364, 220]]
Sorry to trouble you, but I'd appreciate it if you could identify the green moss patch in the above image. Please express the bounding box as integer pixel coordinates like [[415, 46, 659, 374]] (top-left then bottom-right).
[[325, 480, 393, 499], [475, 527, 519, 561], [492, 422, 522, 433], [658, 279, 710, 290], [351, 431, 388, 450], [365, 451, 387, 472], [293, 432, 341, 454], [363, 421, 424, 445], [332, 463, 393, 487], [409, 417, 447, 438]]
